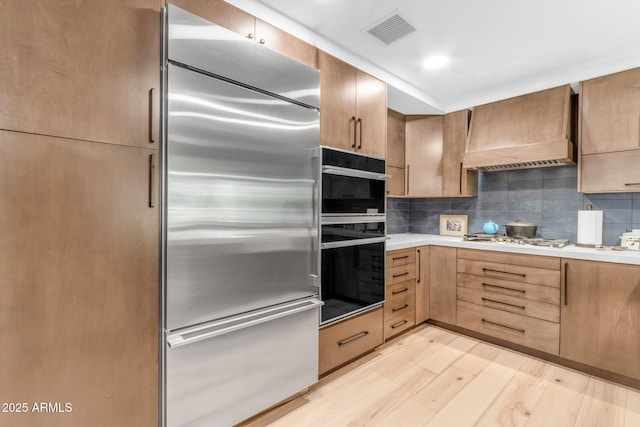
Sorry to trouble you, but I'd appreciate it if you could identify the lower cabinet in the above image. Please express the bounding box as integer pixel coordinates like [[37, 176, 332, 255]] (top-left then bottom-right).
[[319, 308, 384, 375], [429, 246, 457, 324], [415, 246, 430, 324], [560, 259, 640, 380], [384, 248, 416, 339], [455, 249, 561, 355]]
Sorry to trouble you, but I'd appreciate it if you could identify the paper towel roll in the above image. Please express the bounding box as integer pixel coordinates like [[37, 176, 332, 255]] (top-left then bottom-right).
[[576, 210, 603, 246]]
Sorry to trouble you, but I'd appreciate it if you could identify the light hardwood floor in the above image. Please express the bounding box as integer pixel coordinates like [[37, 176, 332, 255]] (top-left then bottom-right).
[[244, 324, 640, 427]]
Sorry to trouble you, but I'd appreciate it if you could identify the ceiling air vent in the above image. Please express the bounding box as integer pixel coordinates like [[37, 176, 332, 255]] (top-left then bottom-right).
[[366, 11, 417, 45]]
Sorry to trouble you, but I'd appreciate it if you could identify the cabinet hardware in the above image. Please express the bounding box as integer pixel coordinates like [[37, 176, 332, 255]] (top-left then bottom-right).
[[417, 249, 421, 283], [481, 318, 525, 334], [356, 117, 363, 149], [392, 255, 409, 261], [392, 272, 409, 279], [259, 39, 265, 45], [392, 304, 409, 312], [459, 162, 463, 194], [148, 154, 155, 208], [482, 283, 526, 294], [624, 182, 640, 186], [482, 268, 526, 278], [351, 116, 357, 148], [481, 297, 525, 310], [337, 331, 369, 346], [392, 288, 409, 295], [391, 320, 408, 329], [148, 88, 156, 143], [247, 33, 254, 39], [406, 165, 410, 194], [564, 262, 568, 306]]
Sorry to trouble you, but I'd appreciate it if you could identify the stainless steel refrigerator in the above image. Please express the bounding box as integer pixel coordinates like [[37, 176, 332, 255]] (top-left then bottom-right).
[[162, 5, 321, 426]]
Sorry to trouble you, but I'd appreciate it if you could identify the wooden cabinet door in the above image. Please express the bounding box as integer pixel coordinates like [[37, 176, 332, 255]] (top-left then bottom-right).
[[405, 115, 443, 197], [355, 71, 387, 159], [443, 110, 477, 197], [0, 131, 159, 427], [560, 259, 640, 380], [415, 246, 430, 324], [0, 0, 161, 148], [319, 51, 357, 152], [429, 246, 457, 324], [580, 67, 640, 155], [255, 19, 318, 69], [386, 109, 405, 196], [170, 0, 254, 38]]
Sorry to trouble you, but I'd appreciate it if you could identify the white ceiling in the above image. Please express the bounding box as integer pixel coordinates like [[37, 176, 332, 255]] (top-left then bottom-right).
[[227, 0, 640, 114]]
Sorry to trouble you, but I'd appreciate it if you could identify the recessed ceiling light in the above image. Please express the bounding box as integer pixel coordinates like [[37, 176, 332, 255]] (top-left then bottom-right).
[[423, 55, 450, 69]]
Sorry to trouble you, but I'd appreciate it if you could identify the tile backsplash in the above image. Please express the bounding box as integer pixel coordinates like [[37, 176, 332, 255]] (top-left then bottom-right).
[[387, 166, 640, 246]]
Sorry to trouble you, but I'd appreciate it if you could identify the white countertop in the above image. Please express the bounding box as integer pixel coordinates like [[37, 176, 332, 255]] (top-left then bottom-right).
[[387, 233, 640, 265]]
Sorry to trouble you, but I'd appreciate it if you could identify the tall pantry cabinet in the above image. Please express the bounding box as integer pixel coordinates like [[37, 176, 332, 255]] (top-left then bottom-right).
[[0, 1, 161, 426]]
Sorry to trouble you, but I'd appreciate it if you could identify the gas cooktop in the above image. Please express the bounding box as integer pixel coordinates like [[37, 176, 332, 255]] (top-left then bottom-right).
[[463, 233, 570, 248]]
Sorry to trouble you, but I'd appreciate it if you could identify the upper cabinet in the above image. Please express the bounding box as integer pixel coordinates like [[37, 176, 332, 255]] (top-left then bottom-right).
[[319, 52, 387, 159], [387, 109, 406, 196], [443, 110, 477, 197], [170, 0, 318, 69], [0, 0, 162, 147], [391, 110, 475, 198], [405, 115, 443, 197], [579, 67, 640, 193], [464, 85, 576, 171]]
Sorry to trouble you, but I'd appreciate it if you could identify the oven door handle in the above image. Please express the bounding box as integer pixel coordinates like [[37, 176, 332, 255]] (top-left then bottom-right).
[[321, 236, 387, 250], [322, 165, 389, 181]]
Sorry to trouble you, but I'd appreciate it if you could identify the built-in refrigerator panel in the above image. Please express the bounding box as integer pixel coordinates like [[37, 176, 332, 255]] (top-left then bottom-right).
[[166, 63, 319, 331]]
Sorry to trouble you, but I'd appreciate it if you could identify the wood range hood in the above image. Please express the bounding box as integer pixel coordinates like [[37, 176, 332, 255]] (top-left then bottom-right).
[[462, 85, 577, 172]]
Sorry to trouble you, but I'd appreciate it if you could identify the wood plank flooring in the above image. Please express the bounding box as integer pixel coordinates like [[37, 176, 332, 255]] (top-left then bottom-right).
[[243, 325, 640, 427]]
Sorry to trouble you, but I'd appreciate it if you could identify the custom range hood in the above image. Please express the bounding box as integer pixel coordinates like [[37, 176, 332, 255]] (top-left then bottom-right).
[[463, 85, 576, 171]]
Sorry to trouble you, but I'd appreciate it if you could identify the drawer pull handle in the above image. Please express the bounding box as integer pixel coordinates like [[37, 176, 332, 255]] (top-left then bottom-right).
[[392, 287, 409, 295], [337, 331, 369, 346], [482, 268, 526, 278], [481, 297, 525, 310], [393, 272, 409, 278], [482, 283, 526, 294], [391, 320, 408, 329], [392, 304, 409, 313], [392, 255, 409, 261], [625, 182, 640, 186], [481, 318, 525, 334]]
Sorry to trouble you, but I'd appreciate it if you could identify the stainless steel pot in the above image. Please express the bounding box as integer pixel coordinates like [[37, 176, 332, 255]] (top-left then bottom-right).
[[505, 219, 538, 238]]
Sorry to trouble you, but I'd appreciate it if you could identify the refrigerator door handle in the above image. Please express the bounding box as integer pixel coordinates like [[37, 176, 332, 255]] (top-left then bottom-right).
[[167, 298, 323, 348], [322, 165, 389, 181], [321, 236, 387, 250]]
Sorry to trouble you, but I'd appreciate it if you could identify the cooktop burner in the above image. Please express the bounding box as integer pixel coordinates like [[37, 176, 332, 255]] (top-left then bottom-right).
[[463, 233, 569, 248]]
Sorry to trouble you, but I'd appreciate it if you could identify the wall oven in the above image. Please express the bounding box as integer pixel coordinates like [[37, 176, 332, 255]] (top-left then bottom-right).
[[320, 147, 387, 325]]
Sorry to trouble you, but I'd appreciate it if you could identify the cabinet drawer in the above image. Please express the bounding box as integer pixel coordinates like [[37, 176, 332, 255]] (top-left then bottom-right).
[[384, 293, 414, 321], [458, 248, 560, 270], [386, 263, 416, 285], [319, 308, 383, 375], [456, 300, 559, 355], [387, 279, 416, 299], [457, 286, 559, 323], [457, 273, 560, 305], [457, 258, 560, 287], [387, 248, 416, 267], [384, 309, 414, 339]]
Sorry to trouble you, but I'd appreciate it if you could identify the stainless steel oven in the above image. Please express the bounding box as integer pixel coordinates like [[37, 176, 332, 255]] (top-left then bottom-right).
[[319, 147, 387, 325]]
